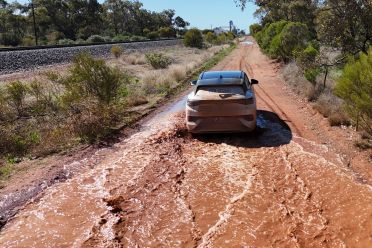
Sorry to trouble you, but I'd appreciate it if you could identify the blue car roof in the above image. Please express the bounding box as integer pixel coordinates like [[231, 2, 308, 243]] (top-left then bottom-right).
[[200, 71, 244, 80], [196, 71, 245, 86]]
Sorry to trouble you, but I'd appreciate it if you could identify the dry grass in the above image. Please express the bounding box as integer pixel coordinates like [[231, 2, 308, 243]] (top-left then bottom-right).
[[311, 90, 350, 126], [355, 139, 372, 150], [313, 91, 337, 117], [122, 52, 147, 65], [168, 65, 187, 82], [115, 45, 228, 96], [355, 132, 372, 150], [282, 62, 316, 100], [282, 62, 351, 127], [328, 112, 350, 126], [125, 82, 149, 107], [208, 45, 228, 54], [140, 70, 174, 94]]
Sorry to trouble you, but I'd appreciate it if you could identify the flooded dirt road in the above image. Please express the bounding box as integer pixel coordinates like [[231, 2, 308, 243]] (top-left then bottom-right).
[[0, 38, 371, 247]]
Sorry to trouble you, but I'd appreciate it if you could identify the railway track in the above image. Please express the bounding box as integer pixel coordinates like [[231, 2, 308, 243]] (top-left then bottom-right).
[[0, 38, 181, 52], [0, 39, 182, 75]]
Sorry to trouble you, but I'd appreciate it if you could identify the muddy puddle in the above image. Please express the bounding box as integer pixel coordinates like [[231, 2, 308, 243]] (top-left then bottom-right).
[[1, 103, 370, 247], [241, 41, 254, 46]]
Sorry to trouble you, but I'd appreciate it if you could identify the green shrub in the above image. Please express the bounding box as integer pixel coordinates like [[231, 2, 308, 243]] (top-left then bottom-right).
[[29, 131, 41, 145], [87, 35, 108, 43], [295, 44, 319, 68], [303, 44, 319, 58], [335, 48, 372, 134], [147, 31, 160, 40], [260, 20, 289, 50], [65, 54, 129, 105], [249, 23, 262, 35], [158, 27, 175, 38], [69, 102, 115, 142], [155, 80, 172, 95], [0, 163, 14, 181], [268, 34, 283, 58], [58, 39, 75, 45], [111, 45, 123, 59], [145, 53, 172, 69], [278, 22, 309, 61], [184, 28, 203, 49], [112, 35, 131, 42], [28, 80, 50, 114], [75, 39, 86, 44], [304, 68, 320, 85], [28, 80, 43, 102], [226, 32, 236, 41], [205, 32, 217, 44], [254, 30, 263, 44], [0, 32, 22, 46], [6, 81, 28, 116], [216, 33, 227, 45], [293, 44, 320, 84], [202, 29, 213, 35], [46, 31, 65, 44], [262, 21, 309, 61], [130, 35, 146, 41], [8, 134, 28, 156], [143, 28, 151, 36], [0, 87, 8, 120], [22, 36, 35, 46]]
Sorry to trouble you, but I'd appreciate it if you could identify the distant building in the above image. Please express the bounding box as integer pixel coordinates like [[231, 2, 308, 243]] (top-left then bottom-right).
[[213, 27, 227, 35], [213, 21, 238, 35]]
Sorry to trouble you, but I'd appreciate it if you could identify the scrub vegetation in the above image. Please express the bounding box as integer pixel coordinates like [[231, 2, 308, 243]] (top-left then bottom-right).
[[241, 0, 371, 138], [0, 43, 235, 168]]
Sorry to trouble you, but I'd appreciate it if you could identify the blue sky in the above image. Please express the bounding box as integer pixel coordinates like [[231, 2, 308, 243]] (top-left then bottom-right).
[[16, 0, 258, 32], [139, 0, 258, 32]]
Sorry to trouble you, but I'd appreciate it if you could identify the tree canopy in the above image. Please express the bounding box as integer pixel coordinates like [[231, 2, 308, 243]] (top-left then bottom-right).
[[335, 49, 372, 133], [241, 0, 371, 55], [0, 0, 189, 46]]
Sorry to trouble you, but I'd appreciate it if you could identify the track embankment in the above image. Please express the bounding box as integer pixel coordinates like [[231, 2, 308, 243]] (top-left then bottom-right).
[[0, 39, 181, 75]]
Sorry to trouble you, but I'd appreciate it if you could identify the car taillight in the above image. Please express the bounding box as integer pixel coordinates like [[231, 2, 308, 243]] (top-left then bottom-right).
[[188, 116, 199, 122], [187, 100, 200, 107]]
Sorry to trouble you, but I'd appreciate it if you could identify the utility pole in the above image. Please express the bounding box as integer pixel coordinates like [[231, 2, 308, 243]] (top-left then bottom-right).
[[31, 0, 38, 46]]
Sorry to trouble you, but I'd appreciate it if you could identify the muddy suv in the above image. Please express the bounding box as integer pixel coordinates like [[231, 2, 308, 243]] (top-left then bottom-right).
[[186, 70, 258, 133]]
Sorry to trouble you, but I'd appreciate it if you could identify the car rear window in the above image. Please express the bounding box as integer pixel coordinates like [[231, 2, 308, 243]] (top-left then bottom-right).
[[196, 85, 245, 95], [202, 71, 242, 80]]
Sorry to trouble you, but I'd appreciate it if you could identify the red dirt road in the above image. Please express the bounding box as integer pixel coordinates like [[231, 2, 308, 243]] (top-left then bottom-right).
[[0, 38, 371, 247]]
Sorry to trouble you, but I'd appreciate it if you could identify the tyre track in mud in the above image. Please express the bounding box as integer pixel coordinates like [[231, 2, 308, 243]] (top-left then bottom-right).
[[0, 38, 371, 247], [240, 41, 372, 186], [239, 44, 303, 136]]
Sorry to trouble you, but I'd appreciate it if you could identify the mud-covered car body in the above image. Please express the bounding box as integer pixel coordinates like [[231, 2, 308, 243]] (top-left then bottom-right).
[[186, 71, 258, 133]]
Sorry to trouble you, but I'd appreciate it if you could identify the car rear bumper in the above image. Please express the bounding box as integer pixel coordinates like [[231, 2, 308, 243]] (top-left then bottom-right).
[[186, 114, 256, 133]]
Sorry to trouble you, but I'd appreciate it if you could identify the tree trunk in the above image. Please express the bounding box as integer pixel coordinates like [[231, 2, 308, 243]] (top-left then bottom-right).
[[31, 1, 38, 46], [323, 66, 329, 89]]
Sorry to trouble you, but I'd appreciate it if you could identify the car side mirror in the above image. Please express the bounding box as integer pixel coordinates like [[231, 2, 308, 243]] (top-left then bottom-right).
[[190, 80, 197, 86], [251, 79, 259, 84]]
